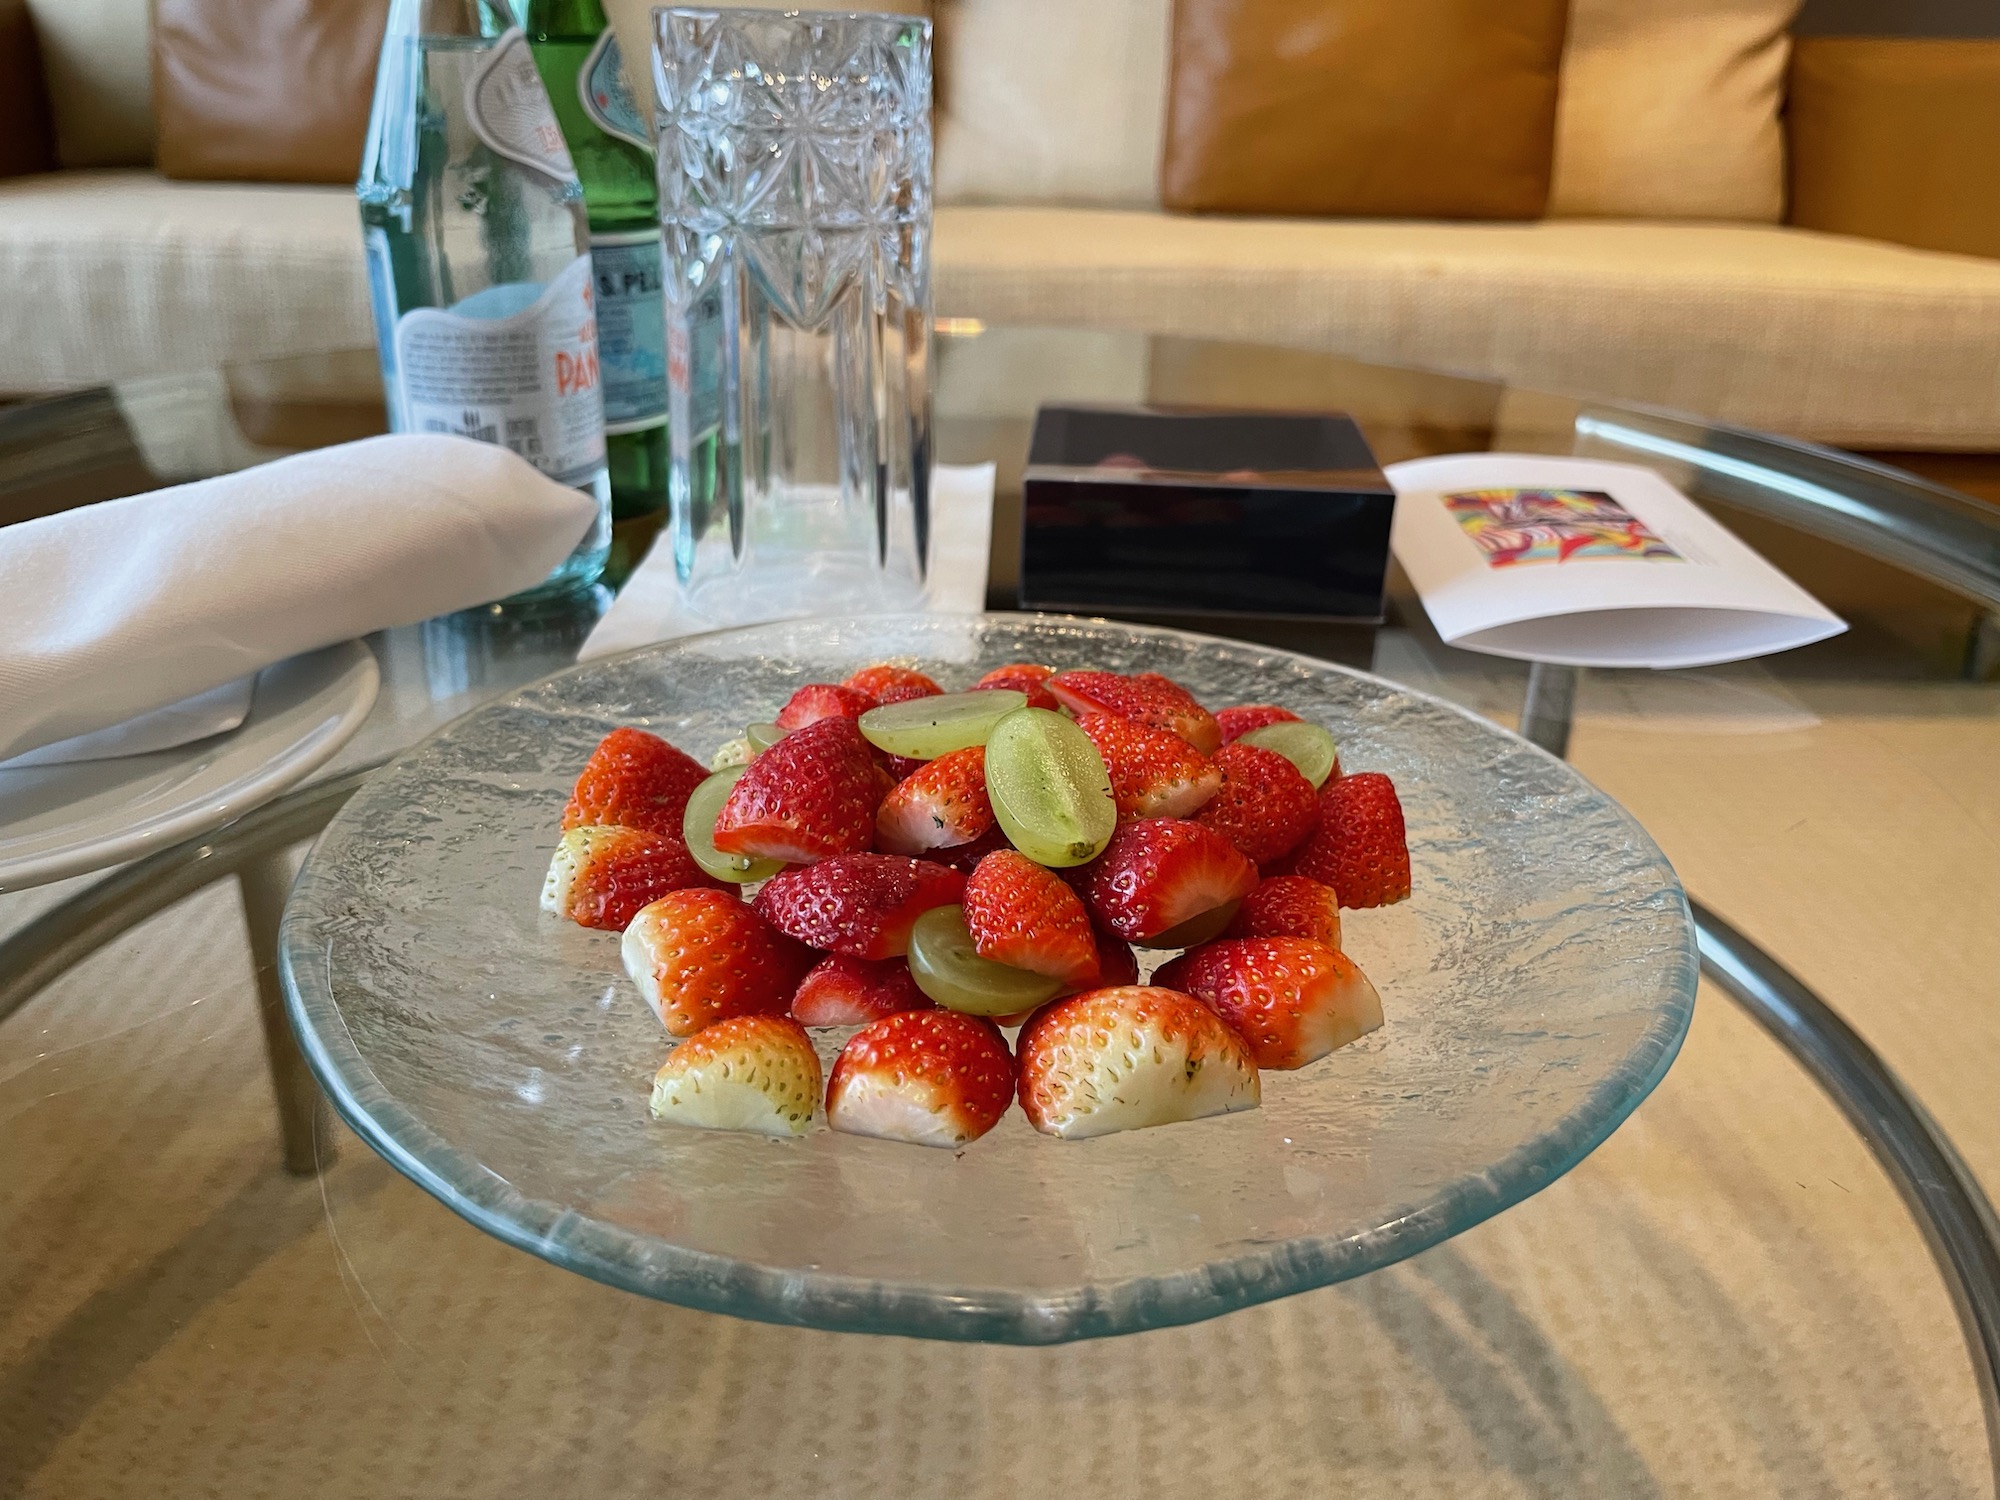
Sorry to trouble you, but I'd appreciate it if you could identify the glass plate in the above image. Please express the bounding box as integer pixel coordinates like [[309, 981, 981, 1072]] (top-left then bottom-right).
[[280, 615, 1695, 1344]]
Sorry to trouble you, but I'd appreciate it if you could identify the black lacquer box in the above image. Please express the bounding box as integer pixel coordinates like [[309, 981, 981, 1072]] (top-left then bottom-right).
[[1017, 405, 1397, 622]]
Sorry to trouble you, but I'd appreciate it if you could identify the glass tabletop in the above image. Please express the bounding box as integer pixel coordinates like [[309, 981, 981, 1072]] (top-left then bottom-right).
[[1, 329, 1995, 1497]]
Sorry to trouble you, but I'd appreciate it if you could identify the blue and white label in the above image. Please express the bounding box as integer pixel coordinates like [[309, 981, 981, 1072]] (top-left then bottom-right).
[[580, 30, 652, 152], [591, 230, 668, 432]]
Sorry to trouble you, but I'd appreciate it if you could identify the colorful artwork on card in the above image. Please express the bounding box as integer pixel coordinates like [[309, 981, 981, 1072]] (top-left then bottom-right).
[[1443, 488, 1681, 568]]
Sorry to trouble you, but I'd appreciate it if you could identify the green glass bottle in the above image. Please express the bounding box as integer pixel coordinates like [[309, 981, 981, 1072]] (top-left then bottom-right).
[[519, 0, 666, 585]]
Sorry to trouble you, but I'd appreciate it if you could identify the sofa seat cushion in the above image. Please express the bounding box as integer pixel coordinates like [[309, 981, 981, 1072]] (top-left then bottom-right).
[[936, 207, 2000, 449]]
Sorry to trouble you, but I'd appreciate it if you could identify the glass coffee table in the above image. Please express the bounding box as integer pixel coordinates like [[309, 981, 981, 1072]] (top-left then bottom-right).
[[1, 329, 1995, 1498]]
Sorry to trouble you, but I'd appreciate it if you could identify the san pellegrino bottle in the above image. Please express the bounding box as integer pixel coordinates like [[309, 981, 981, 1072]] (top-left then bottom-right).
[[518, 0, 668, 586], [357, 0, 611, 600]]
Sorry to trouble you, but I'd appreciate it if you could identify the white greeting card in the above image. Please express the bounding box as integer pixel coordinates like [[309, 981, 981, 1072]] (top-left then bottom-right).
[[1386, 454, 1845, 669]]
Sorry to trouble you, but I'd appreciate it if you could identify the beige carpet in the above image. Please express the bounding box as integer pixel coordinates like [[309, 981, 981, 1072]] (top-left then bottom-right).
[[2, 663, 1993, 1498]]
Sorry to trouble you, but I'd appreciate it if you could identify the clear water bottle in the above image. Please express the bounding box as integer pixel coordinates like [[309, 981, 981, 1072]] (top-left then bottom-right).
[[357, 0, 611, 600]]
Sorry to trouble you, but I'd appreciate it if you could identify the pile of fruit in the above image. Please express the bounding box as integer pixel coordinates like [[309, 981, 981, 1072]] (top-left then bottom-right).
[[541, 661, 1410, 1148]]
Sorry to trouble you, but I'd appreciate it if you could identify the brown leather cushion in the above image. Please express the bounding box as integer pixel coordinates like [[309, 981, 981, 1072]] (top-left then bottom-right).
[[0, 0, 57, 177], [1161, 0, 1569, 220], [153, 0, 389, 184], [1788, 37, 2000, 262]]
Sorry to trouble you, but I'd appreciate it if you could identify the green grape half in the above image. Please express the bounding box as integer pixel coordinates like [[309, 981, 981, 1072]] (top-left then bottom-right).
[[858, 689, 1027, 759], [983, 707, 1117, 867], [1238, 720, 1340, 788], [682, 767, 785, 884], [744, 722, 785, 752], [907, 905, 1065, 1016]]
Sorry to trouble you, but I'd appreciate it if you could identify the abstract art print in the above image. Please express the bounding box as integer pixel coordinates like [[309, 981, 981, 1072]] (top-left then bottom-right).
[[1444, 488, 1681, 568]]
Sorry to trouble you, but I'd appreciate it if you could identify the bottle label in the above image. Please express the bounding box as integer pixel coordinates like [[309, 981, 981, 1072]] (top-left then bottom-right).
[[580, 30, 652, 153], [466, 27, 580, 186], [591, 230, 668, 432], [392, 253, 606, 486]]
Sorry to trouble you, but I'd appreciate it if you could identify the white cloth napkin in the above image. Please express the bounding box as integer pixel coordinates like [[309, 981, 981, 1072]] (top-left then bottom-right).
[[0, 676, 255, 768], [579, 463, 998, 661], [0, 434, 599, 762]]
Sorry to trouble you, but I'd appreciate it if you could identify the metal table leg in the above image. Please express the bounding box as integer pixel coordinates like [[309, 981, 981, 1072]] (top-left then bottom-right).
[[1519, 661, 1580, 757], [236, 850, 329, 1175]]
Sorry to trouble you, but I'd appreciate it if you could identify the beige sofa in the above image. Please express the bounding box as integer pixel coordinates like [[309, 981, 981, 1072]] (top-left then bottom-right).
[[6, 0, 2000, 453]]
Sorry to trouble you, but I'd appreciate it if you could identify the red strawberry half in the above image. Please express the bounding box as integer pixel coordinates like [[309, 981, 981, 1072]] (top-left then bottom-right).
[[541, 825, 727, 930], [1194, 742, 1319, 865], [875, 745, 996, 855], [712, 716, 882, 863], [844, 663, 942, 704], [1076, 818, 1260, 947], [1227, 874, 1343, 950], [622, 889, 814, 1037], [791, 954, 934, 1028], [1017, 986, 1260, 1139], [775, 682, 875, 732], [1289, 772, 1412, 908], [1074, 713, 1222, 821], [1154, 937, 1382, 1071], [914, 823, 1013, 875], [1087, 927, 1139, 989], [562, 726, 710, 836], [650, 1014, 822, 1137], [826, 1009, 1017, 1148], [962, 849, 1100, 987], [1047, 670, 1221, 753], [1215, 704, 1301, 743], [753, 853, 965, 959], [976, 662, 1059, 711]]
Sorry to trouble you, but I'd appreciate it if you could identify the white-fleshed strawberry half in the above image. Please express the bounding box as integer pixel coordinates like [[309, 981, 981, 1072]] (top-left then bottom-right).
[[649, 1014, 823, 1138], [824, 1009, 1016, 1149], [1016, 986, 1261, 1140]]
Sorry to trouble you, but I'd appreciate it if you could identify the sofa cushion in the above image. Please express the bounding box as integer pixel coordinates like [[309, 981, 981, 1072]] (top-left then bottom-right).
[[1548, 0, 1798, 222], [24, 0, 153, 167], [0, 0, 57, 178], [934, 207, 2000, 449], [1160, 0, 1570, 220]]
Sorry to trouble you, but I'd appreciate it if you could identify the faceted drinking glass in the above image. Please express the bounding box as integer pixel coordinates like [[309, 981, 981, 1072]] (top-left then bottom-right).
[[652, 7, 934, 624]]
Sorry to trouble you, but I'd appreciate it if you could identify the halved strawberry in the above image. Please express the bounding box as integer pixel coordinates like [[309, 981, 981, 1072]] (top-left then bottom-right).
[[962, 849, 1100, 986], [825, 1009, 1016, 1148], [1076, 818, 1259, 946], [774, 682, 875, 732], [712, 716, 882, 863], [1154, 937, 1382, 1070], [1089, 927, 1139, 989], [1046, 670, 1221, 753], [622, 889, 814, 1037], [976, 662, 1059, 711], [1194, 742, 1319, 865], [1227, 874, 1343, 950], [562, 726, 710, 836], [875, 745, 995, 855], [791, 954, 934, 1027], [1017, 986, 1260, 1139], [1215, 704, 1301, 744], [881, 753, 929, 782], [649, 1014, 822, 1137], [1289, 772, 1411, 908], [541, 825, 727, 930], [914, 823, 1013, 875], [753, 853, 965, 959], [843, 663, 942, 704], [1074, 713, 1222, 821]]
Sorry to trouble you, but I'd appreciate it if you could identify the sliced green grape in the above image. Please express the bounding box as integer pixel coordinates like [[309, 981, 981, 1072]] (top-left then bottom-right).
[[1134, 899, 1243, 951], [710, 736, 754, 770], [858, 689, 1026, 759], [983, 707, 1117, 868], [682, 767, 785, 884], [907, 905, 1065, 1016], [1239, 720, 1340, 788], [744, 722, 785, 752]]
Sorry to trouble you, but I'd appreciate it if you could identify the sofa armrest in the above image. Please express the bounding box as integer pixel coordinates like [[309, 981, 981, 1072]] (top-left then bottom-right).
[[1787, 37, 2000, 260], [0, 0, 57, 178]]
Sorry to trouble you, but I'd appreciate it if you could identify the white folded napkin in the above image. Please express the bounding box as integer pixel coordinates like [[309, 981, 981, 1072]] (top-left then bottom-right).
[[0, 434, 599, 762], [579, 463, 998, 661], [0, 676, 254, 768]]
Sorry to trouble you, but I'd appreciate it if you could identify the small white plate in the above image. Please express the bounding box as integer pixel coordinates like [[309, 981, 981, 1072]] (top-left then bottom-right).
[[0, 641, 380, 891]]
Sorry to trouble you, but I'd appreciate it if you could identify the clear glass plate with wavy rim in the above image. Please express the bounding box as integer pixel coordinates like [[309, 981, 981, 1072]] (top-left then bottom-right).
[[280, 614, 1696, 1344]]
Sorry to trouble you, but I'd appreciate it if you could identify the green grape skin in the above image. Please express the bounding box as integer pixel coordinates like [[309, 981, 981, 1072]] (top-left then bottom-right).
[[744, 722, 785, 752], [857, 689, 1027, 759], [907, 905, 1065, 1016], [682, 767, 785, 883], [1238, 720, 1340, 788], [983, 707, 1117, 868]]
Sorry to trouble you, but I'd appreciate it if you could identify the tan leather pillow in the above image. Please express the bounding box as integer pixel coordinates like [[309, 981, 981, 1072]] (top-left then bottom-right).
[[153, 0, 389, 184], [1788, 38, 2000, 261], [1160, 0, 1569, 219]]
